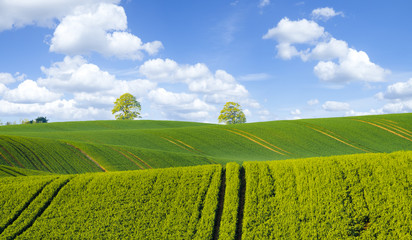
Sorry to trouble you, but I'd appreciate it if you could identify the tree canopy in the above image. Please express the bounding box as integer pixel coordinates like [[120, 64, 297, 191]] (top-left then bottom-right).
[[218, 102, 246, 124], [112, 93, 141, 120], [35, 116, 48, 123]]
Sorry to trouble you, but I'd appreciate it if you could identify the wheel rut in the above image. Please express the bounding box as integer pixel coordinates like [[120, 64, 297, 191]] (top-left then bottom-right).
[[212, 169, 226, 240], [235, 166, 246, 240], [0, 180, 53, 235], [11, 177, 72, 239]]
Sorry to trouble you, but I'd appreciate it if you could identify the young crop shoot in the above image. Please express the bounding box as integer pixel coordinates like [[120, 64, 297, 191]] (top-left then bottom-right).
[[112, 93, 141, 120], [218, 102, 246, 124]]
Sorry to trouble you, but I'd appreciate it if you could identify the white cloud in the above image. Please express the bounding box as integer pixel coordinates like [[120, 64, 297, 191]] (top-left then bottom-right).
[[37, 55, 157, 109], [189, 70, 248, 96], [276, 43, 301, 60], [290, 109, 301, 115], [345, 109, 383, 117], [3, 80, 61, 103], [311, 7, 344, 21], [148, 88, 216, 121], [0, 99, 109, 121], [0, 56, 160, 121], [49, 3, 162, 60], [0, 83, 8, 96], [38, 55, 116, 93], [307, 99, 319, 105], [304, 38, 348, 61], [263, 17, 325, 45], [0, 0, 119, 31], [139, 58, 251, 105], [139, 58, 209, 82], [322, 101, 350, 111], [264, 17, 389, 84], [383, 78, 412, 100], [1, 56, 261, 123], [0, 73, 16, 84], [314, 49, 389, 83], [382, 101, 412, 113]]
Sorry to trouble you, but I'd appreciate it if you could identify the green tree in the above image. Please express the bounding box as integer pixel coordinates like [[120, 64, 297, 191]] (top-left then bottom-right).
[[218, 102, 246, 124], [35, 116, 48, 123], [112, 93, 141, 120]]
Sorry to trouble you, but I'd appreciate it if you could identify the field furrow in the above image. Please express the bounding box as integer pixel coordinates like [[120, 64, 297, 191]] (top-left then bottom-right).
[[0, 178, 54, 236], [232, 128, 291, 154], [224, 129, 286, 155], [308, 126, 370, 153], [109, 147, 145, 169], [354, 119, 412, 142], [123, 150, 152, 169], [161, 137, 194, 153], [65, 143, 107, 172], [375, 120, 412, 138]]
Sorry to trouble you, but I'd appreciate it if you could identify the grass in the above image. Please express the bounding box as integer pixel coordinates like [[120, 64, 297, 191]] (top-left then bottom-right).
[[1, 113, 412, 174]]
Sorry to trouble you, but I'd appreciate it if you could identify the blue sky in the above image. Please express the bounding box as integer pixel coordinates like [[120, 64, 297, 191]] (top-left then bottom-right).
[[1, 0, 412, 123]]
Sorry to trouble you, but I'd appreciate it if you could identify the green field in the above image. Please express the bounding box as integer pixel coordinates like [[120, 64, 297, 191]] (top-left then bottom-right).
[[1, 113, 412, 239], [1, 113, 411, 174], [1, 151, 411, 239]]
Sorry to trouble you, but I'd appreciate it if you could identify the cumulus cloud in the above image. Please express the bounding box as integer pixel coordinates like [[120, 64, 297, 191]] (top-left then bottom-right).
[[322, 101, 350, 111], [290, 109, 301, 115], [37, 55, 157, 110], [139, 58, 209, 82], [0, 58, 157, 121], [263, 17, 325, 45], [345, 109, 384, 116], [2, 56, 261, 122], [139, 58, 251, 105], [0, 83, 8, 96], [304, 38, 348, 61], [0, 73, 16, 84], [370, 78, 412, 115], [0, 0, 119, 31], [314, 49, 389, 83], [38, 55, 115, 92], [49, 3, 162, 60], [263, 16, 389, 84], [383, 78, 412, 100], [3, 80, 61, 104], [382, 101, 412, 113], [0, 99, 109, 121], [311, 7, 344, 21], [148, 88, 216, 121], [138, 58, 263, 121]]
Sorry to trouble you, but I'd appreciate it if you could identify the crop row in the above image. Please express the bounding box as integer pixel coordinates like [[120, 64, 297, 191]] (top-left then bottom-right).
[[0, 175, 57, 235], [242, 151, 412, 239], [15, 165, 222, 239], [1, 151, 411, 239]]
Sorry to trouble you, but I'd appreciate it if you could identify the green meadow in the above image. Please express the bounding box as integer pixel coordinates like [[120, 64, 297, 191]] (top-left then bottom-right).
[[0, 113, 411, 239]]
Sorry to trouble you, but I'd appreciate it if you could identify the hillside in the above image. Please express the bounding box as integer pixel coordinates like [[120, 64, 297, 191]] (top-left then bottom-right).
[[1, 151, 411, 239], [1, 113, 411, 174]]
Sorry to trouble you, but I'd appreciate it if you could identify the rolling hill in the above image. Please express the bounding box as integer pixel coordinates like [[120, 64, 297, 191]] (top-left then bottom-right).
[[0, 113, 411, 174]]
